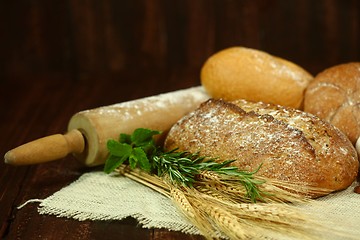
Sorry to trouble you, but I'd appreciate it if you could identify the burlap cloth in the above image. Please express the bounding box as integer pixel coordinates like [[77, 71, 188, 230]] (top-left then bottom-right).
[[31, 171, 359, 239]]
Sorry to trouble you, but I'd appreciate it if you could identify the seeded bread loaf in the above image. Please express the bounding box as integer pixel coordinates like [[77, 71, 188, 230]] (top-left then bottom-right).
[[164, 99, 359, 194]]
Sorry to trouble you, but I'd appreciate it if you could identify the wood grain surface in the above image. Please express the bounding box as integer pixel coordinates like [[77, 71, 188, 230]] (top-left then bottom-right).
[[0, 1, 359, 239]]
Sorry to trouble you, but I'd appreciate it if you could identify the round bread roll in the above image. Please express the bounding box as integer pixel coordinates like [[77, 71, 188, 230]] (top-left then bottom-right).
[[200, 47, 313, 109], [304, 62, 360, 145]]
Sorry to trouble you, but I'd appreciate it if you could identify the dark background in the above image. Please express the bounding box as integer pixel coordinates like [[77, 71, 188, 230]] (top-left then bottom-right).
[[1, 0, 359, 85], [0, 1, 359, 239]]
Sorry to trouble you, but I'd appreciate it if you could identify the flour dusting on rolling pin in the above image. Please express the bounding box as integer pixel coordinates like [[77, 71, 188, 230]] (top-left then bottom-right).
[[4, 87, 210, 166]]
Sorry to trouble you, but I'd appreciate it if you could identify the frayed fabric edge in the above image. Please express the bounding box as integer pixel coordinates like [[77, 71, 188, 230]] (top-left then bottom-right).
[[37, 205, 201, 236], [17, 199, 44, 209]]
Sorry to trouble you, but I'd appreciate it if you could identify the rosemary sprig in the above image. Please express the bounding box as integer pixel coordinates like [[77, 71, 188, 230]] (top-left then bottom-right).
[[104, 128, 265, 202]]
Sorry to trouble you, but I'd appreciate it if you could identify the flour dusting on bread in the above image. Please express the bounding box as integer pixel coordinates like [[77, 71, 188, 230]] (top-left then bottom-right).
[[164, 99, 358, 195]]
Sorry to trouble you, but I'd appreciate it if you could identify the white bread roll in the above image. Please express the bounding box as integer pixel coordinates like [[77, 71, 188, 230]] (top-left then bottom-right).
[[304, 62, 360, 145], [200, 47, 313, 109]]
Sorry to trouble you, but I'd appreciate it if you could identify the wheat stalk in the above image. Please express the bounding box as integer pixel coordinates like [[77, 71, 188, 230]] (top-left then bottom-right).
[[113, 165, 345, 240], [260, 177, 332, 199], [188, 189, 331, 240], [116, 165, 170, 197], [196, 203, 250, 239], [194, 171, 331, 204], [169, 187, 222, 239], [170, 188, 196, 218]]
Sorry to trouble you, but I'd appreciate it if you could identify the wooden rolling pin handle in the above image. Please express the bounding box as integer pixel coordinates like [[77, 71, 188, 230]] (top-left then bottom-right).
[[4, 129, 85, 165]]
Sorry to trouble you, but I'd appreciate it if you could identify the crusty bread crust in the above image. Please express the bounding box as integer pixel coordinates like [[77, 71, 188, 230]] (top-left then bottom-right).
[[164, 99, 359, 194], [304, 62, 360, 144]]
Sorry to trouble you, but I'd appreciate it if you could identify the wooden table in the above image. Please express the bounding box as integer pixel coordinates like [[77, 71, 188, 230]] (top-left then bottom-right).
[[0, 71, 206, 240]]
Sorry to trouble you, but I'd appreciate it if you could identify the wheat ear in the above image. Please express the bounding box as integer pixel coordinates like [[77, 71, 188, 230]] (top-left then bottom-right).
[[195, 191, 331, 240], [114, 165, 349, 240], [195, 171, 331, 203]]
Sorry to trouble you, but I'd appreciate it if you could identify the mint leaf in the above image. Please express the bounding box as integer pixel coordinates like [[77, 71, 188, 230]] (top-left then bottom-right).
[[104, 155, 128, 173], [129, 154, 138, 169], [131, 147, 151, 171], [107, 140, 132, 157], [131, 128, 161, 146], [119, 133, 131, 144], [104, 130, 160, 173]]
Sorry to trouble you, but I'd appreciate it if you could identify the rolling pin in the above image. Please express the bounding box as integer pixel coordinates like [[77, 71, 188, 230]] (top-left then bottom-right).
[[4, 86, 210, 167]]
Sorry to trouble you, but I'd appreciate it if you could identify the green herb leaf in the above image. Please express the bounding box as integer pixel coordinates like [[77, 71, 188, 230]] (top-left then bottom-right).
[[104, 140, 133, 173], [119, 133, 131, 144], [104, 155, 128, 174], [131, 128, 160, 146], [107, 140, 132, 157], [104, 129, 160, 174], [131, 147, 151, 171], [129, 153, 138, 169]]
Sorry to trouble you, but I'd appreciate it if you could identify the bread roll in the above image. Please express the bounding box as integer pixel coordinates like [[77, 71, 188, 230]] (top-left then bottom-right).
[[164, 99, 359, 195], [200, 47, 313, 109], [304, 62, 360, 144]]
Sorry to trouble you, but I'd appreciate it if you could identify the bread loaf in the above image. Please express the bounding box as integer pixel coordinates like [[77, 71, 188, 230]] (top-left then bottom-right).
[[304, 62, 360, 144], [200, 47, 313, 109], [164, 99, 359, 194]]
